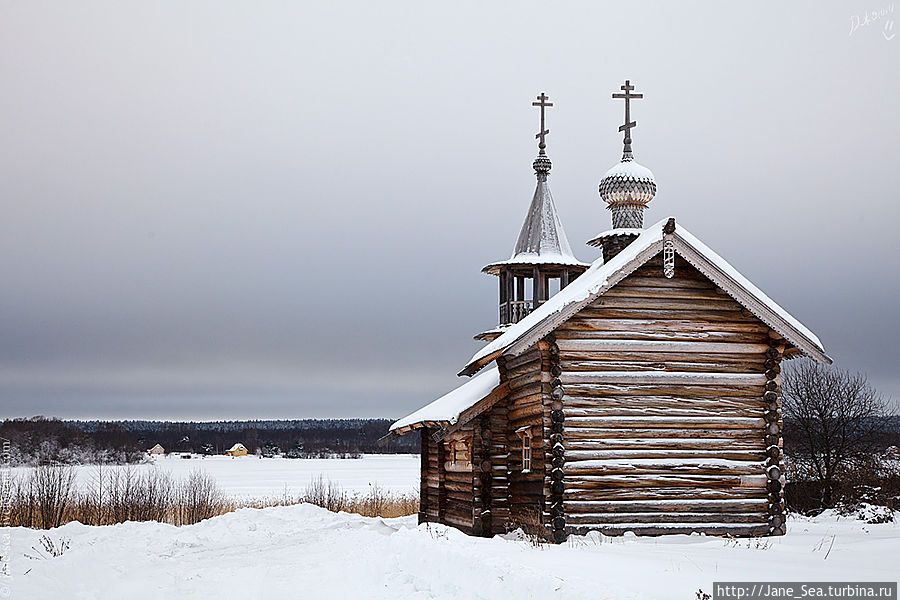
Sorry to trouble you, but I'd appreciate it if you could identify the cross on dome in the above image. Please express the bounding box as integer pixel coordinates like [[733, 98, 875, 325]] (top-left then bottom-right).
[[532, 92, 553, 154], [612, 80, 643, 160]]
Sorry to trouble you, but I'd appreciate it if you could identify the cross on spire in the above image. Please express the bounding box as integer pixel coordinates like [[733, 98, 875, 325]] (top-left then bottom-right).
[[612, 80, 643, 160], [532, 92, 553, 154]]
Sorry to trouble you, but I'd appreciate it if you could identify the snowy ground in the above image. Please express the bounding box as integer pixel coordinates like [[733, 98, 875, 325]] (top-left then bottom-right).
[[12, 453, 420, 498], [4, 505, 897, 600]]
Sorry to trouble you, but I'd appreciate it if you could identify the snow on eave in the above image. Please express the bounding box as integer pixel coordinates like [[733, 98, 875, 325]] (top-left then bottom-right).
[[390, 367, 500, 433], [482, 253, 590, 274], [671, 228, 830, 363], [460, 217, 830, 376]]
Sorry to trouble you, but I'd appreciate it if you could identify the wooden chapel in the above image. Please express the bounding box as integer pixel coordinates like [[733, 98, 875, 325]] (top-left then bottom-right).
[[388, 83, 830, 542]]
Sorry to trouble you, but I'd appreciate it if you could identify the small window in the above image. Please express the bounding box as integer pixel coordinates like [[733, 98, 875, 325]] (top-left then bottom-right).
[[453, 441, 468, 464], [522, 435, 532, 472], [514, 428, 532, 473], [444, 439, 471, 472]]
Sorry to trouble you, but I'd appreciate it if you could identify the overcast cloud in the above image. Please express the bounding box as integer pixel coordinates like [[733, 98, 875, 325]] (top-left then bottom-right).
[[0, 1, 897, 420]]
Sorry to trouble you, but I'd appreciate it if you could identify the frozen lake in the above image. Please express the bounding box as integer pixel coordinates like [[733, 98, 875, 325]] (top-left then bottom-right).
[[14, 454, 420, 499]]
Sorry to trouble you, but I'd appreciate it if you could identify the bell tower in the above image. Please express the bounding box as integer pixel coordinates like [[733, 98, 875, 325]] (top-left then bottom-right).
[[478, 93, 588, 341]]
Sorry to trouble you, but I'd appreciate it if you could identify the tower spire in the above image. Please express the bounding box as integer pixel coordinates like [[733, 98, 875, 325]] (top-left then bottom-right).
[[612, 79, 643, 161], [477, 92, 588, 340]]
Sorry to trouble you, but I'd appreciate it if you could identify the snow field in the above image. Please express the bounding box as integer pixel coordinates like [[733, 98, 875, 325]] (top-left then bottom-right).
[[6, 505, 898, 600], [11, 453, 421, 499]]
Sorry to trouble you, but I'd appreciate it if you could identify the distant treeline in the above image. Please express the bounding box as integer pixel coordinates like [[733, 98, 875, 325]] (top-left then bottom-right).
[[0, 417, 418, 466]]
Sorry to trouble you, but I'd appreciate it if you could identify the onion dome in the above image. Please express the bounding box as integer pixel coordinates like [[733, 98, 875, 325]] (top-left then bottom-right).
[[599, 158, 657, 229]]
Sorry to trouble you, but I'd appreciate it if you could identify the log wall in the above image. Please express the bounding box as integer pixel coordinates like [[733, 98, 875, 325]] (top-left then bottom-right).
[[556, 255, 779, 537], [483, 395, 510, 534], [420, 426, 477, 533], [502, 347, 550, 537], [419, 430, 440, 523], [440, 426, 476, 532]]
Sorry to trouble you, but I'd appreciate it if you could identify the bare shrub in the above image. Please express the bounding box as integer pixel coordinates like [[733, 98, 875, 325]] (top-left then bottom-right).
[[299, 476, 418, 518], [506, 506, 549, 545], [345, 484, 419, 518], [6, 467, 417, 528], [174, 469, 226, 525], [24, 535, 70, 560], [31, 464, 76, 529], [301, 474, 348, 512]]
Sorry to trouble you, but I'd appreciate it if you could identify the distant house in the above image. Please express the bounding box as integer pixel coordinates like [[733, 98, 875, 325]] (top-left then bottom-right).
[[226, 443, 248, 457], [148, 444, 165, 455]]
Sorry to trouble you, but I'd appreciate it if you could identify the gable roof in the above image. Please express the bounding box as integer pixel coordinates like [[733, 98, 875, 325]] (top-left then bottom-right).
[[461, 217, 830, 376], [390, 367, 501, 434]]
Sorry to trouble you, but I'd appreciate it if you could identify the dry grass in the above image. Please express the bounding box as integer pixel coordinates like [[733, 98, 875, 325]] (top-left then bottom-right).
[[3, 464, 418, 528]]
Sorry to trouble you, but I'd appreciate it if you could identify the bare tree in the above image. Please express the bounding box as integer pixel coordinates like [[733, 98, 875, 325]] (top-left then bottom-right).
[[782, 360, 893, 508]]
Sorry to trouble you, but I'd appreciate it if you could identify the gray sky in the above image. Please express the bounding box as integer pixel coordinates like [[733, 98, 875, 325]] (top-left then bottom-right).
[[1, 1, 897, 420]]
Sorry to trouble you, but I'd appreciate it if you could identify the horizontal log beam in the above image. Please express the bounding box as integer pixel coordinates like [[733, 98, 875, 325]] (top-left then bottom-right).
[[559, 318, 767, 334], [563, 474, 768, 489], [561, 371, 767, 386], [616, 275, 714, 289], [564, 499, 768, 513], [566, 523, 771, 536], [564, 416, 766, 429], [566, 449, 766, 461], [565, 512, 767, 525], [563, 459, 764, 477], [562, 487, 767, 501], [557, 339, 769, 355], [555, 329, 767, 344], [563, 425, 764, 439], [563, 384, 763, 399], [590, 296, 744, 312], [577, 307, 759, 323]]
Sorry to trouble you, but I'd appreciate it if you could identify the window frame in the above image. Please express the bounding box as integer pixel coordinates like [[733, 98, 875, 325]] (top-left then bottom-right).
[[518, 428, 533, 473]]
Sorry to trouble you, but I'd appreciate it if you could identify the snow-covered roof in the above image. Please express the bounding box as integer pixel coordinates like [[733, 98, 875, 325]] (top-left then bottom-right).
[[483, 172, 587, 274], [390, 367, 500, 433], [228, 443, 246, 451], [462, 217, 830, 375], [601, 159, 655, 182]]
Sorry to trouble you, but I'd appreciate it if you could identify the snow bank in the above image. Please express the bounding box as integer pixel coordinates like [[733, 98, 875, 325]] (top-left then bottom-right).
[[6, 505, 897, 600]]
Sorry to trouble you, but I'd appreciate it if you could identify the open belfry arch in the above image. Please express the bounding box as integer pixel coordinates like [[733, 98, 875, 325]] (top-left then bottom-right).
[[388, 84, 830, 542]]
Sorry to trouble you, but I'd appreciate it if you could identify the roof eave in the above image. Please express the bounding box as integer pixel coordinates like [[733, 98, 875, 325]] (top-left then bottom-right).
[[671, 233, 832, 365]]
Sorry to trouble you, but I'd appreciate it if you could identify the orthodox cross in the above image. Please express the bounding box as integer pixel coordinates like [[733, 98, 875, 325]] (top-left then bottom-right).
[[612, 80, 643, 159], [532, 92, 553, 154]]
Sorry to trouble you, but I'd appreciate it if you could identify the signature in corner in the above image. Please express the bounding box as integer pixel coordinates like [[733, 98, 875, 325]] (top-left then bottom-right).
[[849, 3, 895, 39]]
